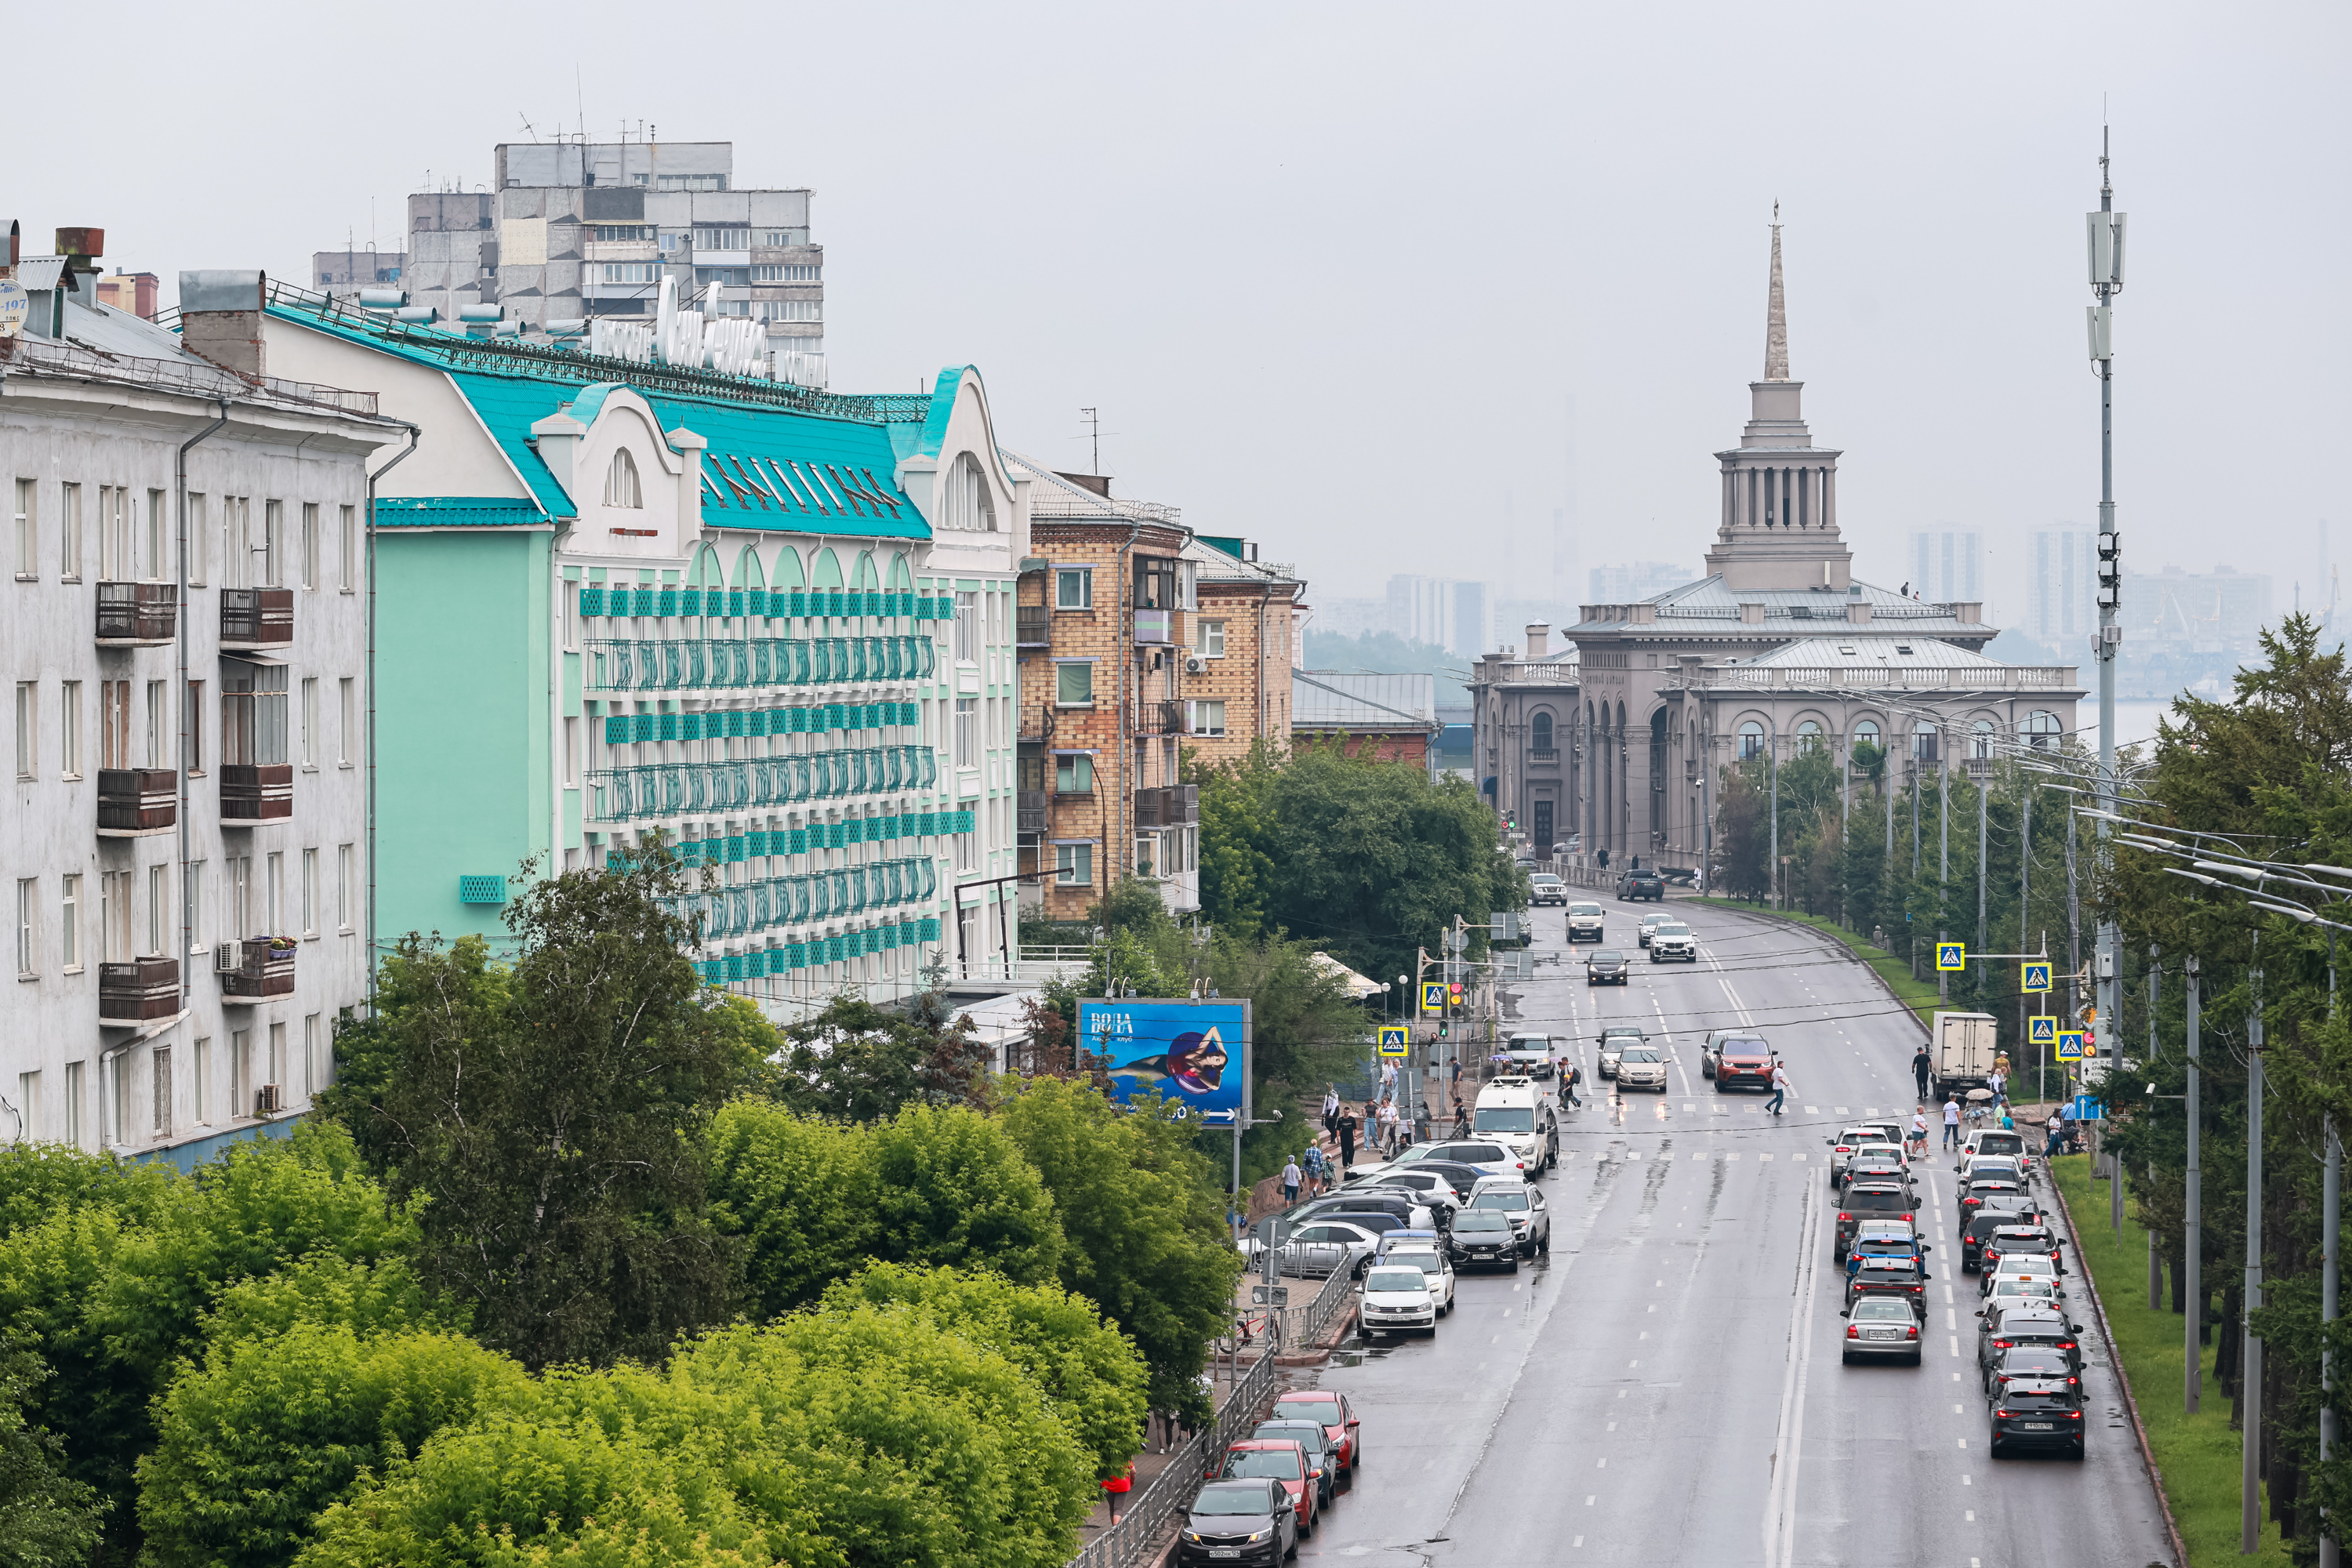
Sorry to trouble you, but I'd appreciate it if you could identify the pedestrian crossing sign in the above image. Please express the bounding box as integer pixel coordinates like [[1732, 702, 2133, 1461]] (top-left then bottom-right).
[[2056, 1030, 2087, 1061], [1421, 982, 1447, 1015], [1936, 942, 1966, 971], [2027, 1015, 2058, 1046], [1377, 1025, 1410, 1058], [2022, 961, 2053, 993]]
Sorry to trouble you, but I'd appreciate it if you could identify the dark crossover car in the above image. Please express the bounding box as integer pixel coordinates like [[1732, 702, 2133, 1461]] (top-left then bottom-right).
[[1448, 1210, 1519, 1272], [1845, 1253, 1929, 1314], [1178, 1478, 1298, 1565], [1841, 1294, 1925, 1364], [1987, 1376, 2086, 1458], [1617, 869, 1666, 902], [1976, 1305, 2084, 1388], [1963, 1203, 2045, 1272], [1979, 1224, 2065, 1276], [1835, 1184, 1918, 1261], [1587, 949, 1631, 986]]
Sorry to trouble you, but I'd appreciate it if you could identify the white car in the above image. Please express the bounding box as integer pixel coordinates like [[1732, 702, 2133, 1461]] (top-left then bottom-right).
[[1567, 902, 1606, 942], [1981, 1255, 2067, 1305], [1647, 922, 1697, 963], [1377, 1246, 1457, 1316], [1357, 1263, 1442, 1338], [1530, 873, 1567, 907], [1356, 1173, 1464, 1221]]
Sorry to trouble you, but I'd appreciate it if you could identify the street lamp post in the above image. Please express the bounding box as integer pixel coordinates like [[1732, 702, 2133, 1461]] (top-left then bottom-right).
[[2087, 130, 2129, 1134]]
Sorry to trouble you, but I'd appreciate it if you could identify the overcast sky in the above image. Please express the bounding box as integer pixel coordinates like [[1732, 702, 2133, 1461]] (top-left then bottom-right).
[[9, 2, 2344, 629]]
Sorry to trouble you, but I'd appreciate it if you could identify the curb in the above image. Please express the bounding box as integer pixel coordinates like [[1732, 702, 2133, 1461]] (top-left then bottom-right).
[[1698, 900, 1932, 1040], [2049, 1162, 2190, 1568]]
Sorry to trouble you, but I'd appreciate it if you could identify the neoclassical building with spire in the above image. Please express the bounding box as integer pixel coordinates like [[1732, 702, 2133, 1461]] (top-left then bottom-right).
[[1472, 219, 2081, 871]]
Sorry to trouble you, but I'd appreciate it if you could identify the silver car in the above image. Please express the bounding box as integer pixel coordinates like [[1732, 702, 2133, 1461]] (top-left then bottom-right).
[[1615, 1045, 1669, 1092], [1597, 1026, 1645, 1078], [1468, 1184, 1552, 1256]]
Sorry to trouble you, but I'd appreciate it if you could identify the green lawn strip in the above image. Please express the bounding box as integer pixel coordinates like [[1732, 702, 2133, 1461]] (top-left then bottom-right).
[[1700, 898, 1941, 1030], [2050, 1152, 2292, 1566]]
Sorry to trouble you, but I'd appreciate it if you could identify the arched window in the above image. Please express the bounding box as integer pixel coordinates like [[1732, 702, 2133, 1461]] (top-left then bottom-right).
[[1852, 718, 1881, 759], [1971, 719, 1996, 760], [1532, 711, 1554, 750], [1795, 720, 1824, 751], [1739, 720, 1765, 759], [942, 453, 996, 532], [604, 448, 643, 509], [1913, 721, 1938, 760], [2025, 711, 2062, 750]]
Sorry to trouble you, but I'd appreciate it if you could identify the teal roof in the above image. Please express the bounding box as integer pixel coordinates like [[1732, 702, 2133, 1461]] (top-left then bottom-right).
[[264, 296, 935, 540], [375, 497, 552, 528]]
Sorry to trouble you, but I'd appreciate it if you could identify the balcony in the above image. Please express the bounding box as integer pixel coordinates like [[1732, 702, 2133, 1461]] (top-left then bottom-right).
[[1015, 606, 1051, 648], [220, 763, 293, 824], [218, 937, 296, 1003], [1134, 699, 1185, 736], [220, 587, 293, 647], [100, 956, 181, 1022], [97, 768, 178, 836], [1018, 789, 1048, 834], [1132, 608, 1174, 645], [1018, 705, 1056, 745], [1134, 783, 1199, 829], [1529, 747, 1561, 768], [96, 582, 178, 644]]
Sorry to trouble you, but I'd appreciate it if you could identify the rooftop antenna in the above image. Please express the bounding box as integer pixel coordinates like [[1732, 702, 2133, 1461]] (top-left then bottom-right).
[[519, 112, 540, 143], [1080, 407, 1100, 474]]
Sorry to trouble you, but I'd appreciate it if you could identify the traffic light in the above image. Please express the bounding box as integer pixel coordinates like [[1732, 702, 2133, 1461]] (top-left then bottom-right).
[[1447, 981, 1465, 1007], [1437, 1018, 1451, 1039]]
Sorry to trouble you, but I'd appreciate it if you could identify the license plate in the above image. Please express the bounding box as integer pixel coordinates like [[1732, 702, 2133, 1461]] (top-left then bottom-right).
[[1210, 1550, 1242, 1559], [2022, 1421, 2053, 1431], [1865, 1329, 1899, 1340]]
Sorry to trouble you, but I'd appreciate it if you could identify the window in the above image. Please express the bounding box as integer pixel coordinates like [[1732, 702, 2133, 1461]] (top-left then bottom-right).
[[755, 299, 822, 321], [1134, 835, 1159, 877], [563, 583, 580, 649], [60, 681, 81, 778], [59, 483, 82, 579], [1189, 700, 1228, 738], [600, 263, 660, 285], [185, 681, 205, 772], [267, 1022, 286, 1098], [187, 493, 207, 584], [229, 1029, 249, 1119], [97, 485, 128, 579], [1054, 568, 1092, 609], [14, 681, 32, 778], [2024, 711, 2063, 750], [147, 864, 168, 955], [954, 699, 978, 769], [942, 455, 995, 533], [263, 500, 284, 586], [564, 717, 580, 786], [956, 826, 978, 873], [300, 678, 318, 767], [691, 227, 750, 250], [1196, 619, 1226, 658], [146, 680, 165, 768], [304, 1014, 321, 1098], [750, 263, 820, 282], [338, 506, 356, 590], [184, 860, 205, 953], [592, 223, 653, 242], [757, 229, 808, 248], [1531, 711, 1553, 750], [64, 1062, 83, 1149], [605, 449, 643, 508], [1971, 720, 1996, 760], [1795, 720, 1824, 752], [301, 503, 319, 589], [15, 1072, 35, 1138], [147, 490, 166, 579], [1055, 662, 1094, 706], [954, 591, 978, 663], [60, 875, 80, 971], [1912, 723, 1938, 761], [221, 662, 288, 766], [13, 478, 33, 576], [16, 878, 34, 976], [223, 496, 250, 590], [100, 870, 130, 963], [153, 1047, 172, 1138], [301, 848, 318, 936], [339, 677, 355, 765], [1054, 844, 1094, 886], [337, 844, 354, 931], [1055, 753, 1094, 794], [192, 1038, 209, 1125], [265, 852, 283, 935], [1739, 720, 1765, 760]]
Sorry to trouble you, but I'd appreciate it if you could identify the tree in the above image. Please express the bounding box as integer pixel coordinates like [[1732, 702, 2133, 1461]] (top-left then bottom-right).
[[1712, 760, 1769, 900], [1000, 1078, 1243, 1419], [866, 1105, 1064, 1287], [771, 993, 993, 1122], [139, 1327, 528, 1568], [707, 1103, 882, 1320], [0, 1338, 102, 1568], [821, 1262, 1149, 1476], [0, 1144, 176, 1242], [349, 856, 760, 1370]]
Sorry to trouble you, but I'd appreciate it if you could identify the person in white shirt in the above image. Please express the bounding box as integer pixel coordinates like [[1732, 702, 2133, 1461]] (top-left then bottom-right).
[[1909, 1106, 1929, 1155], [1766, 1058, 1791, 1115], [1943, 1096, 1964, 1150]]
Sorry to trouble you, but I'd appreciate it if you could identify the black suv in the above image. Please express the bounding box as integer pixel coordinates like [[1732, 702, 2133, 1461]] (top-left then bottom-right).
[[1835, 1183, 1918, 1261], [1987, 1376, 2085, 1458], [1844, 1253, 1929, 1314], [1977, 1305, 2084, 1387], [1617, 869, 1665, 902]]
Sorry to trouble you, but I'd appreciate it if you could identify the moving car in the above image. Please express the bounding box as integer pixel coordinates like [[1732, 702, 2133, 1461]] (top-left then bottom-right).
[[1448, 1210, 1519, 1271], [1617, 868, 1666, 902], [1499, 1036, 1558, 1079], [1976, 1305, 2084, 1385], [1587, 949, 1631, 985], [1468, 1181, 1552, 1256], [1250, 1420, 1344, 1506], [1637, 911, 1674, 947], [1596, 1025, 1645, 1079], [1530, 873, 1567, 907], [1217, 1441, 1317, 1537], [1648, 921, 1697, 962], [1824, 1126, 1886, 1185], [1980, 1254, 2067, 1308], [1712, 1037, 1775, 1094], [1567, 902, 1606, 942], [1844, 1221, 1926, 1275], [1845, 1253, 1929, 1313], [1841, 1295, 1925, 1365], [1614, 1045, 1668, 1093], [1356, 1263, 1443, 1340], [1269, 1390, 1361, 1472], [1978, 1223, 2064, 1276], [1956, 1127, 2034, 1178], [1958, 1175, 2029, 1224], [1473, 1079, 1560, 1171], [1835, 1183, 1917, 1261], [1374, 1243, 1457, 1315], [1178, 1479, 1298, 1566], [1834, 1142, 1907, 1191], [1987, 1377, 2086, 1458], [1962, 1203, 2044, 1272]]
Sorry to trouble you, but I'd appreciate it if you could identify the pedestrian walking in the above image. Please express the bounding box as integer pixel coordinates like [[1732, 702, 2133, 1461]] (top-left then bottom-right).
[[2044, 1110, 2065, 1160], [1378, 1099, 1401, 1156], [1911, 1045, 1933, 1102], [1562, 1058, 1583, 1108], [1322, 1086, 1340, 1139], [1450, 1057, 1465, 1109], [1908, 1105, 1928, 1155], [1281, 1156, 1302, 1205], [1303, 1143, 1327, 1196], [1765, 1058, 1791, 1116], [1942, 1095, 1963, 1150], [1334, 1107, 1358, 1171], [1988, 1066, 2006, 1105]]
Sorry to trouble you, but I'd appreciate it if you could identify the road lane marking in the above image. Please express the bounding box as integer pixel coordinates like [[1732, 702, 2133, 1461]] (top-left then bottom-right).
[[1587, 1496, 1596, 1505], [1951, 1337, 1961, 1356], [1965, 1511, 1975, 1522], [1598, 1457, 1608, 1467], [1962, 1474, 1971, 1486], [1762, 1173, 1823, 1568]]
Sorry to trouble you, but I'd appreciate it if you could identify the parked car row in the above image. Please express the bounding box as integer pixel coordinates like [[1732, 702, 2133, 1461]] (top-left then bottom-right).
[[1185, 1390, 1366, 1563]]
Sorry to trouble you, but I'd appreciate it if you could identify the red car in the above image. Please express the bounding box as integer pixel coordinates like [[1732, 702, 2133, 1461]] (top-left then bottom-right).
[[1218, 1440, 1316, 1537], [1715, 1042, 1775, 1094], [1271, 1389, 1361, 1471]]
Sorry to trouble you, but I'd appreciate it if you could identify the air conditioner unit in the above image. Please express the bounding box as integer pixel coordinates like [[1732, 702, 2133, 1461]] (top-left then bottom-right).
[[212, 939, 243, 974], [256, 1083, 281, 1116], [1184, 656, 1208, 675]]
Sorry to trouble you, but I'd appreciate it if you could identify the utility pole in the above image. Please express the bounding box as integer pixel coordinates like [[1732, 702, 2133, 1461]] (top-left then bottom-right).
[[1977, 774, 1988, 955], [2245, 952, 2265, 1556], [1768, 721, 1779, 910], [2146, 945, 2158, 1289], [2087, 129, 2129, 1101], [1939, 750, 1950, 1002], [2186, 952, 2201, 1414], [2021, 787, 2034, 1103], [2326, 932, 2342, 1568]]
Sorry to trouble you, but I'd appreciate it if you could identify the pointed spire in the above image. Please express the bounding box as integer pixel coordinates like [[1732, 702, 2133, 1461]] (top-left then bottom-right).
[[1763, 201, 1790, 382]]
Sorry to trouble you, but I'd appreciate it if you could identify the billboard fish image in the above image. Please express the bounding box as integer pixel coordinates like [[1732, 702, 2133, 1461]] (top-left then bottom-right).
[[1080, 999, 1251, 1120]]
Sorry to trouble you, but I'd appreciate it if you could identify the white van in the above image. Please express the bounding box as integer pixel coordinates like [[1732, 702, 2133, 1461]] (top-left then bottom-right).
[[1472, 1077, 1559, 1172]]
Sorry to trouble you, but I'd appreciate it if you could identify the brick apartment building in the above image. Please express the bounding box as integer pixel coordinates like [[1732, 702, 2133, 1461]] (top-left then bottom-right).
[[1183, 535, 1304, 768]]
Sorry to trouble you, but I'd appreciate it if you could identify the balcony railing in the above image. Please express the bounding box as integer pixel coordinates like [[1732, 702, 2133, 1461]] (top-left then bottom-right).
[[96, 582, 178, 644], [219, 937, 296, 1003], [1134, 784, 1199, 829], [1528, 746, 1561, 767], [1132, 608, 1174, 645], [220, 587, 293, 647], [100, 956, 181, 1022], [1018, 789, 1048, 833], [587, 746, 938, 824], [1668, 661, 2078, 692], [1015, 605, 1051, 647], [98, 768, 177, 833], [220, 763, 293, 823], [1134, 699, 1184, 736]]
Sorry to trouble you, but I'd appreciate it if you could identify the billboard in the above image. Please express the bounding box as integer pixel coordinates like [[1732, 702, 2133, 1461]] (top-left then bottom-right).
[[1080, 997, 1251, 1125]]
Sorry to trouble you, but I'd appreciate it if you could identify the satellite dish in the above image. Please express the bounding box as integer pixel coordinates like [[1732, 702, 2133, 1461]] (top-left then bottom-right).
[[0, 279, 25, 339]]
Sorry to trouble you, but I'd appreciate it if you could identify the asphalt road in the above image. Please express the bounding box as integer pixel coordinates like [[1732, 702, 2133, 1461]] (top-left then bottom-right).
[[1302, 899, 2174, 1568]]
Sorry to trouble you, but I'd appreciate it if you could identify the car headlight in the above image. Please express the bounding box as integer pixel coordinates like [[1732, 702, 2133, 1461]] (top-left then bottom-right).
[[1246, 1527, 1274, 1542]]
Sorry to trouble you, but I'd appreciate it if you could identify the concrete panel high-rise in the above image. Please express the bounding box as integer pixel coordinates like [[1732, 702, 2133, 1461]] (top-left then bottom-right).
[[1906, 529, 1982, 605], [2028, 528, 2092, 645]]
